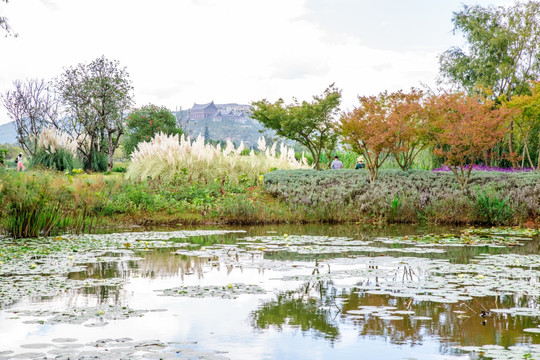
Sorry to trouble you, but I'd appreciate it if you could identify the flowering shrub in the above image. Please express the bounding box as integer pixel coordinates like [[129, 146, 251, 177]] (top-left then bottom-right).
[[263, 169, 540, 224], [127, 133, 309, 185]]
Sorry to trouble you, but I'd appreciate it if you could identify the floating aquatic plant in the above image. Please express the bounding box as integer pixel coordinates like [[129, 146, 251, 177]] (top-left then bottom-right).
[[156, 284, 266, 299]]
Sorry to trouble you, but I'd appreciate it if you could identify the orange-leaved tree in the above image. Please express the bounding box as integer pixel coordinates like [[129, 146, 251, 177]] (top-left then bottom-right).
[[387, 89, 427, 171], [426, 93, 510, 190], [340, 89, 427, 181], [340, 92, 396, 182]]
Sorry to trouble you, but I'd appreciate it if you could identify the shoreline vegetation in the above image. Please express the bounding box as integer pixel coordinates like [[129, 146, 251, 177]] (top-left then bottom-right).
[[0, 168, 538, 239]]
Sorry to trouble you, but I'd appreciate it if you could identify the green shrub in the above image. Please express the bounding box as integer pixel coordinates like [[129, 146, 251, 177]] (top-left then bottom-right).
[[0, 172, 69, 237], [0, 149, 7, 166], [217, 194, 257, 223], [111, 166, 127, 173], [475, 190, 514, 225]]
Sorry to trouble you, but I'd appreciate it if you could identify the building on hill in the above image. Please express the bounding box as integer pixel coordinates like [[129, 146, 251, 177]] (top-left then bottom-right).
[[219, 103, 252, 113], [184, 101, 267, 146], [190, 101, 218, 120], [190, 102, 252, 124], [214, 110, 251, 124]]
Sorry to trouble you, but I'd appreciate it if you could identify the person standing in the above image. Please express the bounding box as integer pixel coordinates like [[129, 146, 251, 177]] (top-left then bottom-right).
[[331, 155, 343, 169], [17, 153, 24, 172]]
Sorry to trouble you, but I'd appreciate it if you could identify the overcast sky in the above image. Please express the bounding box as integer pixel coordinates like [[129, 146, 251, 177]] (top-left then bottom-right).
[[0, 0, 513, 125]]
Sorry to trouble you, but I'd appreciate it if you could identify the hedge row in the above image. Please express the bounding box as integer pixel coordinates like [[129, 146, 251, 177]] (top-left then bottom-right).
[[263, 169, 540, 225]]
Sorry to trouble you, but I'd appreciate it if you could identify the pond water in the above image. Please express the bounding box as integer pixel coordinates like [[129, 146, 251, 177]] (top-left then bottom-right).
[[1, 224, 540, 359]]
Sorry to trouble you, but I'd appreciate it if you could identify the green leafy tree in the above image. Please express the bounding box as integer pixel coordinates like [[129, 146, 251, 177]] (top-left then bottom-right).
[[56, 56, 134, 171], [504, 83, 540, 170], [440, 1, 540, 98], [251, 85, 341, 170], [439, 1, 540, 164], [124, 105, 182, 156], [204, 123, 210, 142]]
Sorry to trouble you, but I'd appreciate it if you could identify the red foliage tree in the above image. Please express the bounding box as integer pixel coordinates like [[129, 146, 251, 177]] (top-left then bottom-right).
[[339, 89, 427, 182], [426, 93, 510, 190], [340, 93, 394, 182], [387, 89, 427, 171]]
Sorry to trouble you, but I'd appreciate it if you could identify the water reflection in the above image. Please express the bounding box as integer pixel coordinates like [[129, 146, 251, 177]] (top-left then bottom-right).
[[252, 277, 540, 355], [252, 287, 340, 342], [6, 223, 539, 360]]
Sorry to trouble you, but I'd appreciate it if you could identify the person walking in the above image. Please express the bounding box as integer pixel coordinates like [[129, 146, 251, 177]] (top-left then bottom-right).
[[331, 155, 343, 169], [16, 153, 24, 172]]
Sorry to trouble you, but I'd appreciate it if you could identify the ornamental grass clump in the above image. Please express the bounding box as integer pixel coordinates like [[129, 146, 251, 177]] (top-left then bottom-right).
[[31, 127, 79, 171], [127, 133, 309, 185]]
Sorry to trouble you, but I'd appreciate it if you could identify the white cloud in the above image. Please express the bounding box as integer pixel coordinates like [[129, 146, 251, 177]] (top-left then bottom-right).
[[0, 0, 472, 125]]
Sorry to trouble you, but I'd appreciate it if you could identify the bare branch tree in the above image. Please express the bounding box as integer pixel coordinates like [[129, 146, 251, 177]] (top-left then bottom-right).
[[1, 0, 18, 37], [1, 78, 59, 155]]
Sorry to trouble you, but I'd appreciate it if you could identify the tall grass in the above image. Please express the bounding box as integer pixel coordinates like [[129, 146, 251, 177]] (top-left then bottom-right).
[[0, 171, 109, 238], [31, 147, 79, 171], [127, 133, 310, 185], [32, 127, 79, 171]]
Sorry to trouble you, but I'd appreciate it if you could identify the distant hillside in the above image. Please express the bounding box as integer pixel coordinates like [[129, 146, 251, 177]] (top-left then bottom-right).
[[185, 117, 272, 148], [0, 121, 17, 144], [174, 108, 276, 148]]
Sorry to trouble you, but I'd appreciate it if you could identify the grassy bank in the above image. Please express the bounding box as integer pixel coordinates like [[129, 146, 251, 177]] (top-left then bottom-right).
[[263, 169, 540, 225], [0, 169, 538, 238], [0, 170, 302, 238]]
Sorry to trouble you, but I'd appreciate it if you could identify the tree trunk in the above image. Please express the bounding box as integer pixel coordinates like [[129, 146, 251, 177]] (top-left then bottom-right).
[[509, 122, 517, 168], [524, 143, 535, 170], [107, 132, 114, 171], [537, 146, 540, 171], [86, 138, 94, 171], [310, 148, 321, 170]]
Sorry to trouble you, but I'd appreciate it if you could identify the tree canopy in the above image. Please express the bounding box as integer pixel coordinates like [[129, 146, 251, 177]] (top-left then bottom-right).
[[1, 78, 59, 156], [439, 1, 540, 99], [340, 89, 427, 182], [56, 56, 134, 171], [124, 104, 182, 157], [503, 83, 540, 170], [251, 85, 341, 170], [425, 93, 510, 190]]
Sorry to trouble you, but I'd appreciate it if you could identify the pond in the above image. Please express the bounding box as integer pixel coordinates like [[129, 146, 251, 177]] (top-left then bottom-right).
[[1, 224, 540, 359]]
